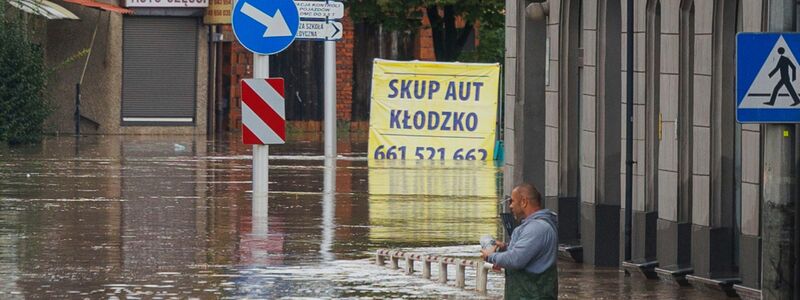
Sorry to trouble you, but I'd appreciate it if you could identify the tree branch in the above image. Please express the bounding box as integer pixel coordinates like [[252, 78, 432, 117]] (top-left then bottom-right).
[[427, 5, 445, 60], [426, 5, 440, 26], [456, 21, 473, 49], [443, 5, 456, 61]]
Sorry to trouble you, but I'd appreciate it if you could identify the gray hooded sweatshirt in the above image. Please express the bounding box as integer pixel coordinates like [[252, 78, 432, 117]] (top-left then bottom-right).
[[487, 209, 558, 274]]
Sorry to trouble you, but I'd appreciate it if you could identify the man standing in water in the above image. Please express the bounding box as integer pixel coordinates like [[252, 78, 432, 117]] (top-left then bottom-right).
[[765, 47, 800, 106], [481, 183, 558, 299]]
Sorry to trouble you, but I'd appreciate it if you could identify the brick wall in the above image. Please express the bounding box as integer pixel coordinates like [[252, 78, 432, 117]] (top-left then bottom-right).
[[336, 10, 355, 121], [417, 10, 436, 61], [221, 25, 253, 131]]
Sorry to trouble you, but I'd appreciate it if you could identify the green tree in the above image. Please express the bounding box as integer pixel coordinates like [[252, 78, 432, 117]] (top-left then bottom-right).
[[458, 24, 505, 64], [345, 0, 504, 62], [0, 2, 52, 144], [426, 0, 503, 62]]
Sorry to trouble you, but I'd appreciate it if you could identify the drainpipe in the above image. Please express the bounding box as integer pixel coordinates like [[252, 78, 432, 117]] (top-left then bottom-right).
[[513, 0, 547, 193], [503, 0, 547, 240], [624, 0, 634, 262]]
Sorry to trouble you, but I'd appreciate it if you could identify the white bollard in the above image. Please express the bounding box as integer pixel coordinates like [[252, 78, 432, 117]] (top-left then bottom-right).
[[476, 263, 489, 294], [376, 253, 385, 266], [390, 255, 399, 270], [375, 251, 492, 295], [438, 261, 448, 284], [405, 256, 414, 275], [455, 263, 466, 288], [423, 261, 432, 279]]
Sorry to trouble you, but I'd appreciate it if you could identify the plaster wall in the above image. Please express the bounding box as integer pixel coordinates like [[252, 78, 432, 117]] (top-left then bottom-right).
[[45, 3, 209, 135]]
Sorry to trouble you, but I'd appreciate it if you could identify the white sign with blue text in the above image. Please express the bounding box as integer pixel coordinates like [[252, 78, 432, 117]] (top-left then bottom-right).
[[232, 0, 299, 55], [738, 33, 800, 123]]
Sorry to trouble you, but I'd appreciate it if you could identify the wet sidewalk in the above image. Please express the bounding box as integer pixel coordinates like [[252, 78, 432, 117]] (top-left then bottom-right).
[[0, 135, 721, 299]]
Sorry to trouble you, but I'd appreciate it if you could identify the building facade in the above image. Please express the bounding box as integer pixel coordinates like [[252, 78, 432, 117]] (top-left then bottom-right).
[[504, 0, 770, 297], [42, 3, 467, 136], [45, 1, 210, 135]]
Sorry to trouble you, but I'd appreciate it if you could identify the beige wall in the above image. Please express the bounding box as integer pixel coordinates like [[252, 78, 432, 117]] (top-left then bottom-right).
[[545, 1, 560, 198], [45, 3, 209, 135], [502, 0, 517, 196]]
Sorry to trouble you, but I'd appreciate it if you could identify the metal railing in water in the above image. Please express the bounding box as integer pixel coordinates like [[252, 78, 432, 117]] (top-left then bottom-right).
[[374, 249, 494, 295]]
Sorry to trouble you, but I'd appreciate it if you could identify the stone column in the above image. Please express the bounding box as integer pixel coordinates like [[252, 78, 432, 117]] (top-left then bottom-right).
[[580, 0, 622, 267]]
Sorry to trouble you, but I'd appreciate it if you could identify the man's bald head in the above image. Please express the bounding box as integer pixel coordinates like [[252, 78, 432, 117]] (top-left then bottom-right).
[[513, 183, 542, 207]]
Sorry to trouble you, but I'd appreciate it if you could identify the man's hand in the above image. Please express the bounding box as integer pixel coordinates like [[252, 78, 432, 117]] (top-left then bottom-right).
[[494, 241, 507, 251], [480, 245, 497, 261]]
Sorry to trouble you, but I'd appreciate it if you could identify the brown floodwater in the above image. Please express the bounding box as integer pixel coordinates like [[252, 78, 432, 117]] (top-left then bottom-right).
[[0, 135, 720, 299]]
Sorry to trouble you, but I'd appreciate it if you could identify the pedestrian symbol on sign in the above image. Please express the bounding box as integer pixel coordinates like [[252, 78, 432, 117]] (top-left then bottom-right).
[[763, 46, 800, 106], [736, 33, 800, 122]]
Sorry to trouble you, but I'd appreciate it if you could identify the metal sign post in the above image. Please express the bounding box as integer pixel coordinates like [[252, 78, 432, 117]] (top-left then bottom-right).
[[760, 1, 800, 297], [252, 55, 270, 204], [293, 0, 343, 159], [324, 41, 336, 159], [232, 0, 298, 228]]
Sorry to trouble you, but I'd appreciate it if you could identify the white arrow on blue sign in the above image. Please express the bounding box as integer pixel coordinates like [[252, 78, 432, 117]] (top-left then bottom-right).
[[295, 1, 343, 20], [297, 20, 342, 41], [737, 33, 800, 123], [232, 0, 299, 55]]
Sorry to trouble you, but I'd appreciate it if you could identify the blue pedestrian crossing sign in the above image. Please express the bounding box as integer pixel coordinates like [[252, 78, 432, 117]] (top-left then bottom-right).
[[232, 0, 299, 55], [738, 33, 800, 123]]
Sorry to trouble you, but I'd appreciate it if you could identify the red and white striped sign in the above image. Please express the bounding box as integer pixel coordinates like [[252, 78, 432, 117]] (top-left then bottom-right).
[[241, 78, 286, 145]]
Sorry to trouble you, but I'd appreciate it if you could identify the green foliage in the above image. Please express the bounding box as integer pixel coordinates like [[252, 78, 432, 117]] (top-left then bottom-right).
[[346, 0, 503, 28], [0, 2, 52, 145], [458, 24, 504, 64], [347, 0, 419, 31], [53, 48, 89, 71], [425, 0, 504, 29], [344, 0, 504, 61]]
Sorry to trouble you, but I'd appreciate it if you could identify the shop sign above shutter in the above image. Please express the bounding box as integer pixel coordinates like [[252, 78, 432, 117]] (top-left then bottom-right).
[[125, 0, 208, 8]]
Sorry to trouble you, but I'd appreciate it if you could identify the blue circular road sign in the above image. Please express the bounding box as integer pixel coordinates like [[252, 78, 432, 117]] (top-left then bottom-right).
[[232, 0, 299, 55]]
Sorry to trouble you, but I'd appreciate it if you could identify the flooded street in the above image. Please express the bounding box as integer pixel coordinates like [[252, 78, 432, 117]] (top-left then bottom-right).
[[0, 135, 715, 299]]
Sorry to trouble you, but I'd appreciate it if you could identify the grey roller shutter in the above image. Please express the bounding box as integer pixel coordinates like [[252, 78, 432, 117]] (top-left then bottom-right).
[[122, 17, 198, 125]]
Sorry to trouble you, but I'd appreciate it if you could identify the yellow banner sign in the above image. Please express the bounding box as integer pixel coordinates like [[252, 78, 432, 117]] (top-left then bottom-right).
[[368, 59, 500, 161]]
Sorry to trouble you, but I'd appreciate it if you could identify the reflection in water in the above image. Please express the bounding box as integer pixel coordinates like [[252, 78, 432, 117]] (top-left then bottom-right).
[[0, 136, 716, 299], [121, 139, 205, 279], [320, 158, 336, 262], [368, 160, 502, 246]]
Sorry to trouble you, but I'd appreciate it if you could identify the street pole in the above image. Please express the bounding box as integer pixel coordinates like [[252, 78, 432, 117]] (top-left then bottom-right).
[[763, 1, 797, 299], [252, 54, 270, 226], [324, 40, 337, 159], [624, 0, 633, 262]]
